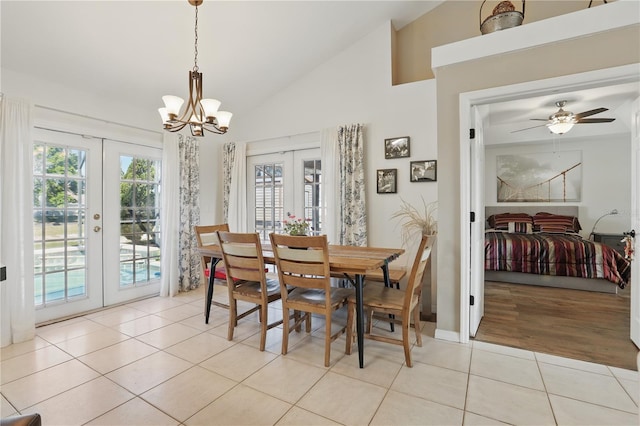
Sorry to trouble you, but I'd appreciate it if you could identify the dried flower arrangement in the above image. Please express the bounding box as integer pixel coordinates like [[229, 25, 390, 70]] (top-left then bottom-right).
[[391, 197, 438, 245]]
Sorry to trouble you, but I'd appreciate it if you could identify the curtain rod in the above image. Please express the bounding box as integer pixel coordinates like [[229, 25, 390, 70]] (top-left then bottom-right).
[[34, 104, 162, 136]]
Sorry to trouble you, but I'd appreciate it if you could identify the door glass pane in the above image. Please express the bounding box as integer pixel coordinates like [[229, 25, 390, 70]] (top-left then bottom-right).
[[253, 162, 284, 241], [119, 156, 161, 287], [33, 143, 89, 307], [303, 159, 322, 234]]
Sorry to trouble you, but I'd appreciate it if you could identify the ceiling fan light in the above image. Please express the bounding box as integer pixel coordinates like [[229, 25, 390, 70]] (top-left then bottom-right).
[[162, 95, 184, 116], [548, 121, 575, 135]]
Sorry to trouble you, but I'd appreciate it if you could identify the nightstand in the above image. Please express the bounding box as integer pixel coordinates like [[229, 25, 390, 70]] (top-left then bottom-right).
[[592, 233, 626, 257]]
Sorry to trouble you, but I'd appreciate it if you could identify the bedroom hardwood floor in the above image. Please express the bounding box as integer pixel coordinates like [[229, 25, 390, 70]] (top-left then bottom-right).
[[473, 281, 639, 371]]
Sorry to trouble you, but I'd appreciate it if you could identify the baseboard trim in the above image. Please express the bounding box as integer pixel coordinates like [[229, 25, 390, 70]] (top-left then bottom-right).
[[434, 328, 460, 343]]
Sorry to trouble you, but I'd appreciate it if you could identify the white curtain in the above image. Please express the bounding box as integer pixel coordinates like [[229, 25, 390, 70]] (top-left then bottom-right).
[[0, 97, 36, 346], [320, 127, 340, 244], [227, 141, 247, 232], [337, 123, 367, 246], [222, 142, 235, 223], [177, 134, 201, 291], [159, 133, 179, 297]]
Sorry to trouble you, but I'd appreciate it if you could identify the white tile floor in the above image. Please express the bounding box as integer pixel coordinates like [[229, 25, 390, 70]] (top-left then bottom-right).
[[1, 285, 638, 425]]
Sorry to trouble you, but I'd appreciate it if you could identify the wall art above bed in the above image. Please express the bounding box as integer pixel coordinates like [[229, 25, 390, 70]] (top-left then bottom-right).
[[496, 150, 582, 202]]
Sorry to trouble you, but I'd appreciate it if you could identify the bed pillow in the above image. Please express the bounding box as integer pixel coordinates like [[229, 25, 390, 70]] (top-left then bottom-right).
[[533, 212, 582, 233], [508, 221, 533, 234], [487, 213, 533, 230]]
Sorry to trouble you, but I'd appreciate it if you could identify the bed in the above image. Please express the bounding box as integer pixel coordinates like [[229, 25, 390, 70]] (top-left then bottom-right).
[[484, 207, 631, 294]]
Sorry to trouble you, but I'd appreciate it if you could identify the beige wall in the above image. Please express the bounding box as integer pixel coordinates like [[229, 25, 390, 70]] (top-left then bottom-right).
[[433, 23, 640, 333], [395, 0, 594, 84]]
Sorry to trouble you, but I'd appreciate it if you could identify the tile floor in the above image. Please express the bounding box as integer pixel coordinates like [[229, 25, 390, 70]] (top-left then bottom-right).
[[1, 285, 638, 425]]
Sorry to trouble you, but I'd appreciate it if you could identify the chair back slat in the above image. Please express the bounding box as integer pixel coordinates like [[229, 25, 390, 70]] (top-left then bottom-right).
[[277, 259, 326, 276], [280, 273, 327, 289], [276, 247, 325, 262], [223, 244, 259, 258]]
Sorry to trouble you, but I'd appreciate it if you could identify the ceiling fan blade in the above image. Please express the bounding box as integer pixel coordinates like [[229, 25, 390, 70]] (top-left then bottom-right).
[[511, 124, 547, 133], [574, 107, 608, 119], [576, 118, 616, 123]]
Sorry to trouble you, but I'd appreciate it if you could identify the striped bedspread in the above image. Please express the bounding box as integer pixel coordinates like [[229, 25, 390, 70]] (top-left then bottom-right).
[[484, 232, 631, 288]]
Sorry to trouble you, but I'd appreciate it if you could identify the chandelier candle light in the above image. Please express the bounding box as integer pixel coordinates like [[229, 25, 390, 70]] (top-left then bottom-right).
[[158, 0, 232, 137]]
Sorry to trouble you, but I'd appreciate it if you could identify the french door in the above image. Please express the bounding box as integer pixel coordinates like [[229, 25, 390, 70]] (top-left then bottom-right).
[[33, 130, 103, 323], [103, 141, 162, 305], [247, 148, 321, 240], [33, 130, 162, 322]]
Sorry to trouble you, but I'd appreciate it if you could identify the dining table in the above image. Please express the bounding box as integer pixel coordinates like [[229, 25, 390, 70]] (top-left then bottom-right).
[[198, 242, 404, 368]]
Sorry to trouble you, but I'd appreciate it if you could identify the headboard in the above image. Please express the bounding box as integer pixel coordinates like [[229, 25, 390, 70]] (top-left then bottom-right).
[[485, 206, 579, 217], [485, 206, 579, 228]]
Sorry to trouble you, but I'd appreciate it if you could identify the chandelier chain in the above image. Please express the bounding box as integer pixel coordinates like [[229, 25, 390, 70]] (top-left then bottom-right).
[[193, 4, 199, 72]]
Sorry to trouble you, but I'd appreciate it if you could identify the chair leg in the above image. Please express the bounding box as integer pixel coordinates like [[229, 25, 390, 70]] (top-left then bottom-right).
[[413, 305, 423, 347], [282, 307, 290, 355], [402, 318, 412, 367], [324, 314, 331, 367], [366, 309, 374, 334], [345, 301, 354, 355], [305, 313, 312, 333], [227, 298, 237, 342], [259, 304, 267, 351], [294, 310, 301, 332]]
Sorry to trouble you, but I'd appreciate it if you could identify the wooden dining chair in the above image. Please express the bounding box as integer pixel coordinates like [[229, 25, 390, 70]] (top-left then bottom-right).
[[217, 231, 284, 351], [194, 224, 230, 323], [345, 234, 436, 367], [269, 233, 353, 367]]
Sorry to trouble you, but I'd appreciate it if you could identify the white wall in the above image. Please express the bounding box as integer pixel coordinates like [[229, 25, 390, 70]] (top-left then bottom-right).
[[484, 134, 631, 237], [2, 68, 161, 144], [200, 21, 438, 270]]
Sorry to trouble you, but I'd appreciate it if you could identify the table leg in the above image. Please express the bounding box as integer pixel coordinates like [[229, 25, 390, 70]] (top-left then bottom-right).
[[356, 273, 365, 368], [205, 258, 221, 324]]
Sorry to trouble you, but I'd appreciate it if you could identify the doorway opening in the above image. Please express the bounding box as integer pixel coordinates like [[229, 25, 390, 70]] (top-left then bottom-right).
[[460, 64, 640, 367]]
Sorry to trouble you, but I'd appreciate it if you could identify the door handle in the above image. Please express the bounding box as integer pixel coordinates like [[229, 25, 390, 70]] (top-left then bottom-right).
[[94, 226, 102, 233]]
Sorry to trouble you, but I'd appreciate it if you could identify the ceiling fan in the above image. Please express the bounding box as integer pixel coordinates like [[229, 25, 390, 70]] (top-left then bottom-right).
[[512, 100, 616, 134]]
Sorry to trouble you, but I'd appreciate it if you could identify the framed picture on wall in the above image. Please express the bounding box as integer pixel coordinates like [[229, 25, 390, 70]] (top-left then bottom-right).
[[377, 169, 397, 193], [410, 160, 437, 182], [384, 137, 410, 159], [496, 151, 582, 202]]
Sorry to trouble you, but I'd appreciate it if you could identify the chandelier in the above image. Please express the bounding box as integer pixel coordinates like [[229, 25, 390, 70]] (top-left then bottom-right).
[[158, 0, 232, 137]]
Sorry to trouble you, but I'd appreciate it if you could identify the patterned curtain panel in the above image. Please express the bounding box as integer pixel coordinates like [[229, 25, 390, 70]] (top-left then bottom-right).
[[177, 134, 201, 291], [337, 123, 367, 246], [222, 142, 235, 223]]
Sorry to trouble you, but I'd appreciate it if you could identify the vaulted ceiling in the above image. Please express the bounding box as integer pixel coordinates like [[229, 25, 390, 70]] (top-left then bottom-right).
[[2, 1, 638, 143], [1, 1, 441, 118]]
